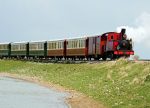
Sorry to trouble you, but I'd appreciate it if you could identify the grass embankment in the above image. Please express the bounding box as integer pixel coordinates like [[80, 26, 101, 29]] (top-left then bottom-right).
[[0, 59, 150, 108]]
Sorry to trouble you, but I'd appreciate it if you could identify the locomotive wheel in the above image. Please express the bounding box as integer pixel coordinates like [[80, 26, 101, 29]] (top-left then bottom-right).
[[109, 53, 116, 60], [102, 56, 106, 61], [109, 53, 113, 60]]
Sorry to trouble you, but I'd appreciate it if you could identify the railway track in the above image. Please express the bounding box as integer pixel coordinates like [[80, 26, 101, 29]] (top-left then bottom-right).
[[1, 58, 150, 64], [137, 59, 150, 61], [21, 59, 150, 64], [1, 57, 111, 64]]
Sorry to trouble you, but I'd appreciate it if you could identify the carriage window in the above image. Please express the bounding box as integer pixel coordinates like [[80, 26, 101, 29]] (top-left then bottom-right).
[[111, 35, 113, 40], [78, 39, 85, 48], [12, 44, 20, 51], [0, 45, 8, 50], [20, 44, 26, 50], [37, 43, 42, 50], [48, 41, 64, 50], [57, 42, 59, 49], [57, 41, 63, 49], [30, 44, 35, 50], [75, 41, 78, 48], [67, 39, 85, 48]]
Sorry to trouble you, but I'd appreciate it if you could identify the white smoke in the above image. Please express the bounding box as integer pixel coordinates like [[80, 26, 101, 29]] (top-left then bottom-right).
[[117, 12, 150, 47]]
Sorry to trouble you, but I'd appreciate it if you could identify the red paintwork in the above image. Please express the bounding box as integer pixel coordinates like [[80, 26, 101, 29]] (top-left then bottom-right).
[[114, 51, 134, 55], [100, 35, 107, 55]]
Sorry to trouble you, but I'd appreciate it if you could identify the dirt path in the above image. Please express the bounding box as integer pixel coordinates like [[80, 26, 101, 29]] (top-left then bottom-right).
[[0, 73, 106, 108]]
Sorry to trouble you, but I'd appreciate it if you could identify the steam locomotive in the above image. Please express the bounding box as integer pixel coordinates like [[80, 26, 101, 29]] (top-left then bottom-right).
[[0, 29, 134, 60]]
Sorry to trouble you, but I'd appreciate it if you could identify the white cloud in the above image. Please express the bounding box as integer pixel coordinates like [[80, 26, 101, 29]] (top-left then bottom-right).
[[117, 12, 150, 47]]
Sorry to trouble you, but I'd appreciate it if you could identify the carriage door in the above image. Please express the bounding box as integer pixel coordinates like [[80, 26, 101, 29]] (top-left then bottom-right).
[[96, 36, 100, 55], [100, 35, 107, 55], [88, 37, 95, 56]]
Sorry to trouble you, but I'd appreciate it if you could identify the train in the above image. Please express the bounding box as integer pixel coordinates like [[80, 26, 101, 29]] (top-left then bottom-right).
[[0, 29, 134, 60]]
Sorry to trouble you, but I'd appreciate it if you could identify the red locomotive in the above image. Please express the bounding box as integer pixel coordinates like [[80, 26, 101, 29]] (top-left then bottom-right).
[[96, 28, 134, 60], [0, 29, 134, 60]]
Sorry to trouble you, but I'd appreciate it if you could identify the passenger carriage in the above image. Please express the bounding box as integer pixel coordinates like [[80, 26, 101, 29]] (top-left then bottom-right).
[[0, 43, 11, 57], [66, 38, 88, 59], [11, 42, 28, 58], [29, 41, 47, 58], [47, 40, 65, 58]]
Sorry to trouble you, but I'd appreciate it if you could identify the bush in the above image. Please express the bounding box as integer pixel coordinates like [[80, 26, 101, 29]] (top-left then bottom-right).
[[145, 75, 150, 82]]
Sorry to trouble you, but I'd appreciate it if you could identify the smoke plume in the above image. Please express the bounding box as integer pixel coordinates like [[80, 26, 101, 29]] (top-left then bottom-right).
[[117, 12, 150, 47]]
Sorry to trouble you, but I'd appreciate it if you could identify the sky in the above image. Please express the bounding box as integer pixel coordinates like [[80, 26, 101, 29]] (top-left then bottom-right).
[[0, 0, 150, 59]]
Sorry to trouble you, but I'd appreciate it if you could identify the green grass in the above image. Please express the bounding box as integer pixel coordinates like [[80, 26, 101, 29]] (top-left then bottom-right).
[[0, 59, 150, 108]]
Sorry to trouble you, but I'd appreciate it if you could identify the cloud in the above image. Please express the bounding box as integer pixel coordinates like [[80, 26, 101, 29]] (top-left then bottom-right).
[[117, 12, 150, 47]]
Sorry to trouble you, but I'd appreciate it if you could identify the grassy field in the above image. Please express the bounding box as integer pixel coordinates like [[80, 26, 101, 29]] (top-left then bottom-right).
[[0, 59, 150, 108]]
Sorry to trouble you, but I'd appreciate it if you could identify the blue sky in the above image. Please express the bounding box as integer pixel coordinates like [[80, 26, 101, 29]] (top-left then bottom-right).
[[0, 0, 150, 58]]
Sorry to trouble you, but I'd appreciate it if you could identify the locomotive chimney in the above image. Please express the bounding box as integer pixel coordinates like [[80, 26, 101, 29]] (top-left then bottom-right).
[[121, 28, 126, 39]]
